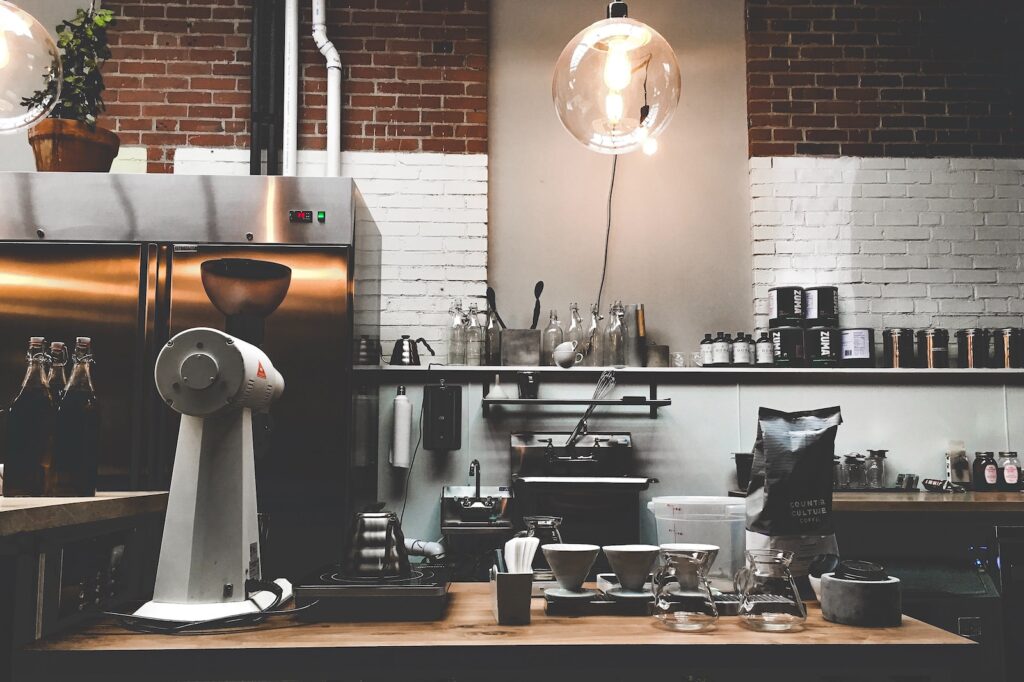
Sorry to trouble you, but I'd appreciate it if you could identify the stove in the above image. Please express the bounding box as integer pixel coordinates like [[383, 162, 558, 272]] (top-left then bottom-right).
[[294, 564, 452, 621]]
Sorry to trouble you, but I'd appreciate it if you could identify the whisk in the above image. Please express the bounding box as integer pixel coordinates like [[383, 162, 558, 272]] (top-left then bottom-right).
[[566, 369, 616, 448]]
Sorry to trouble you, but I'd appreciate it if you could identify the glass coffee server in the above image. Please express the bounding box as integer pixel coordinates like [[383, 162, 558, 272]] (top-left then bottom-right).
[[735, 549, 807, 631]]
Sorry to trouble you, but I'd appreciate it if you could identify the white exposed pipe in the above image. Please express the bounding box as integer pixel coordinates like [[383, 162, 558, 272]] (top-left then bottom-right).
[[312, 0, 342, 177], [282, 0, 299, 176]]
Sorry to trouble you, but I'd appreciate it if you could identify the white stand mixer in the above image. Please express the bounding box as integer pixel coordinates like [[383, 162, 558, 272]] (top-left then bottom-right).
[[134, 327, 292, 622]]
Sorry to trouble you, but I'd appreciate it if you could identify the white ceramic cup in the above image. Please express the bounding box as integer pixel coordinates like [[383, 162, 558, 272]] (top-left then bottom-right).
[[552, 340, 584, 368]]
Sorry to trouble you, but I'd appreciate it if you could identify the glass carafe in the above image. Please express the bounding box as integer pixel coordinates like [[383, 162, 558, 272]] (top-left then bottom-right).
[[652, 547, 719, 632], [566, 303, 586, 360], [736, 549, 807, 632], [582, 303, 603, 366], [465, 303, 483, 366], [604, 302, 626, 367], [447, 299, 467, 365], [541, 310, 564, 366], [520, 516, 563, 581]]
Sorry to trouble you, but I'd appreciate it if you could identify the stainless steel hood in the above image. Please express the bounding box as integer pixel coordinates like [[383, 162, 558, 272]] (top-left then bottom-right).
[[0, 172, 355, 245]]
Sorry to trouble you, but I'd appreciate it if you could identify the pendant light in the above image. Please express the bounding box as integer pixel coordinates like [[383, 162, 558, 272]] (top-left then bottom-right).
[[0, 1, 61, 134], [552, 0, 680, 155]]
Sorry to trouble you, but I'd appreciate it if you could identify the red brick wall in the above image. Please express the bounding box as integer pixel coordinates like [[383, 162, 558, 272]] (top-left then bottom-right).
[[746, 0, 1024, 157], [102, 0, 488, 173]]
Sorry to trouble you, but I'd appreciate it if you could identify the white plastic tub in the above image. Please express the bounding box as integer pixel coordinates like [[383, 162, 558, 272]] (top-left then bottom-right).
[[647, 496, 746, 592]]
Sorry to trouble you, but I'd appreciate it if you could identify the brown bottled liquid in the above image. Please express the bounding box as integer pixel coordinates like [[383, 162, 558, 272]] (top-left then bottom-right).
[[51, 338, 99, 497], [4, 338, 57, 497]]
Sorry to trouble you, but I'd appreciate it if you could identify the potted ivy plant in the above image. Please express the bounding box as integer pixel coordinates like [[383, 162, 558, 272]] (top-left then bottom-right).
[[21, 5, 119, 172]]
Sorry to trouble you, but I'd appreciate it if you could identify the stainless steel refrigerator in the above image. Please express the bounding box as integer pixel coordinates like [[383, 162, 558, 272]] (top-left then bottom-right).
[[0, 172, 381, 580]]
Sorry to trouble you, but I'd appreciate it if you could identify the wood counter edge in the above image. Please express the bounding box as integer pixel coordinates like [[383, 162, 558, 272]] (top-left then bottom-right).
[[833, 491, 1024, 512], [0, 491, 168, 537]]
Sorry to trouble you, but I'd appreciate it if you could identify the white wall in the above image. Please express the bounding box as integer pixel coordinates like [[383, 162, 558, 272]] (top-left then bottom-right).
[[488, 0, 752, 347], [174, 148, 488, 355], [379, 376, 1024, 544], [750, 156, 1024, 333]]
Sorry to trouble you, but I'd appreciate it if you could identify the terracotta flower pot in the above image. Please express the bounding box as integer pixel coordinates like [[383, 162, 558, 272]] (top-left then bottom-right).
[[27, 119, 120, 172]]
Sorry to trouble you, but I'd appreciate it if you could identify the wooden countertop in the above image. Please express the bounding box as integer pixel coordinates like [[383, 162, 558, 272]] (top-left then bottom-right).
[[16, 583, 971, 681], [0, 491, 168, 537], [833, 491, 1024, 512]]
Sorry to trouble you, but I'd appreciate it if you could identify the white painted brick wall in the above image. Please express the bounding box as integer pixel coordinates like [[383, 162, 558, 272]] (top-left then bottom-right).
[[174, 148, 488, 357], [750, 156, 1024, 333]]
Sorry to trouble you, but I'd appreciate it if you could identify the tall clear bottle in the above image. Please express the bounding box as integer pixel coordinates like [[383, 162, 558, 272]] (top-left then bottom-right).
[[4, 337, 57, 497], [447, 299, 467, 365], [47, 341, 68, 400], [484, 306, 502, 366], [541, 310, 564, 366], [465, 303, 484, 366], [51, 338, 99, 497], [566, 302, 586, 361], [583, 303, 603, 366], [604, 302, 626, 367]]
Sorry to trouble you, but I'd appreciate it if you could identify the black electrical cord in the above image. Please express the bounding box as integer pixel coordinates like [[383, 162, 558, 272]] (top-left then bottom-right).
[[596, 154, 619, 312], [103, 582, 319, 635], [399, 400, 425, 524]]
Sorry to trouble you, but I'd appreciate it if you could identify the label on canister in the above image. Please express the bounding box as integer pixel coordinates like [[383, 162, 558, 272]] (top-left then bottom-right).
[[805, 290, 818, 320], [771, 327, 805, 366], [841, 329, 872, 360], [808, 327, 840, 366], [768, 287, 804, 328]]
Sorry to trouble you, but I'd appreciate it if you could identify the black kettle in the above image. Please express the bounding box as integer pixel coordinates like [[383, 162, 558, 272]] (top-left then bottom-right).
[[344, 510, 411, 578], [389, 335, 435, 366]]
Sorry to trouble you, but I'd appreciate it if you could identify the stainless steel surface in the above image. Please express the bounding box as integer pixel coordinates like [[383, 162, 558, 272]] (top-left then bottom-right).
[[165, 245, 352, 580], [0, 173, 354, 245], [0, 243, 145, 487], [0, 173, 380, 581]]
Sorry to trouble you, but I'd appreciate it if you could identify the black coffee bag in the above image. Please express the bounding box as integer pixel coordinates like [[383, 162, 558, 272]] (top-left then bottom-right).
[[747, 406, 842, 536]]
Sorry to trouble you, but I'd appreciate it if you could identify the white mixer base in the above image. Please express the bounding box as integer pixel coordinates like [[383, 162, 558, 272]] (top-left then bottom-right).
[[133, 578, 293, 623]]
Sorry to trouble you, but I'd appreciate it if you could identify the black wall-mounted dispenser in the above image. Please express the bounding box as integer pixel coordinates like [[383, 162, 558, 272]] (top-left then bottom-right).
[[423, 380, 462, 451]]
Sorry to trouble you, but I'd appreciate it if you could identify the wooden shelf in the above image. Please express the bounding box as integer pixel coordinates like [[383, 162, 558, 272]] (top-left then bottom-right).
[[833, 491, 1024, 513]]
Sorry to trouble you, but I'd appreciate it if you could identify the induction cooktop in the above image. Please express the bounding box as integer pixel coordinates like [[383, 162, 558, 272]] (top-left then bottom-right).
[[294, 564, 451, 621]]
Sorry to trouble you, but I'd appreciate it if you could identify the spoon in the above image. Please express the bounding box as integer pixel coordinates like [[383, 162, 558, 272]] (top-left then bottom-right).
[[486, 286, 507, 330], [530, 281, 544, 329]]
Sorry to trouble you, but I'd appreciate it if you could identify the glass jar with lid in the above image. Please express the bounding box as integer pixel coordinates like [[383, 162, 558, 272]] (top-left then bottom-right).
[[865, 449, 887, 489]]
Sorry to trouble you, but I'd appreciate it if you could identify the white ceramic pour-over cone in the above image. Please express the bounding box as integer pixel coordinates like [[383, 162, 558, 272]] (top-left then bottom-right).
[[603, 544, 661, 592], [542, 544, 600, 599]]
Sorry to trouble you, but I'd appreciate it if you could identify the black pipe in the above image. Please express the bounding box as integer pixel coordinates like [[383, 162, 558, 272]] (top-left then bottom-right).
[[249, 0, 263, 175]]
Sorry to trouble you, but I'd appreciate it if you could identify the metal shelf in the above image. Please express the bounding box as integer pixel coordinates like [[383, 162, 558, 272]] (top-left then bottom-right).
[[481, 386, 670, 419]]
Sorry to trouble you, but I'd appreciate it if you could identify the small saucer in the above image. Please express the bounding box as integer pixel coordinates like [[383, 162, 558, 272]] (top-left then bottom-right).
[[605, 587, 652, 601], [544, 587, 599, 600]]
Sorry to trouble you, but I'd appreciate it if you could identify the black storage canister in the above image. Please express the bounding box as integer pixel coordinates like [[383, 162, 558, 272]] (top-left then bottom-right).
[[769, 286, 804, 328], [956, 328, 989, 369], [840, 328, 875, 368], [804, 286, 839, 328], [916, 328, 949, 369], [991, 328, 1024, 368], [882, 328, 915, 368], [770, 326, 806, 367], [807, 327, 841, 367]]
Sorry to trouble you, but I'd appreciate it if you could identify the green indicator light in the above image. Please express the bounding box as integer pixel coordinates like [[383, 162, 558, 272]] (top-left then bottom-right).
[[317, 211, 326, 223]]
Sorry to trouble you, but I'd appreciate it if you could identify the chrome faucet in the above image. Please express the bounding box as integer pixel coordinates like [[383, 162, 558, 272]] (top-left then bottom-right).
[[469, 459, 481, 501]]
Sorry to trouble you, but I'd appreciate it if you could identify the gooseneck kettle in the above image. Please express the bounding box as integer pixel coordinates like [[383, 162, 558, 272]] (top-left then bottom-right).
[[389, 335, 435, 366]]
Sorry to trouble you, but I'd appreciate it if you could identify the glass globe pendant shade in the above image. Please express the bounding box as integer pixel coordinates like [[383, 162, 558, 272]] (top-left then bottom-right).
[[0, 1, 61, 134], [552, 15, 680, 154]]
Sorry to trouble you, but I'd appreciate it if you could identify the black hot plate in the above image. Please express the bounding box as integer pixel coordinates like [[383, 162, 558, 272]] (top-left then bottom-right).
[[294, 564, 451, 621]]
